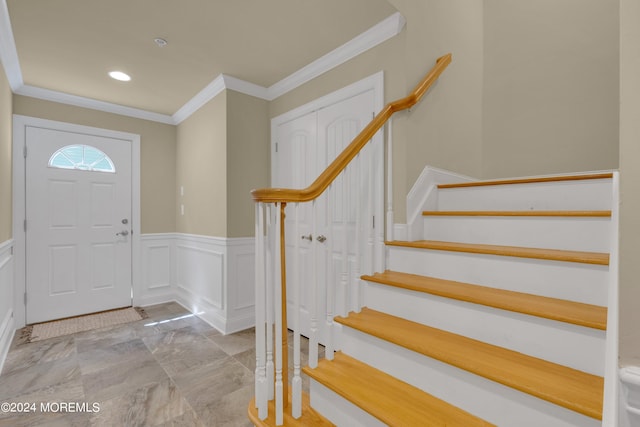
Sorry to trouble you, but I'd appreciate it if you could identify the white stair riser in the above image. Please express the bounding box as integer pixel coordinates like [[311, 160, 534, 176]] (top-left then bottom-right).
[[339, 327, 601, 427], [309, 380, 386, 427], [387, 246, 609, 306], [364, 282, 605, 375], [423, 216, 611, 253], [438, 179, 612, 212]]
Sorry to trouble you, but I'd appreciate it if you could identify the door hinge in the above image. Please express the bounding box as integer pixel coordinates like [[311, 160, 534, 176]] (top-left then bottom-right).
[[23, 219, 27, 232], [275, 142, 278, 153], [23, 146, 27, 158], [373, 216, 375, 228], [24, 292, 27, 305]]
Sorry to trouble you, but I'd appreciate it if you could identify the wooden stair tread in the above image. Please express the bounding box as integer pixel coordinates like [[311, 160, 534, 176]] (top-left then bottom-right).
[[363, 270, 607, 330], [437, 172, 613, 189], [303, 352, 494, 427], [248, 392, 334, 427], [335, 308, 604, 420], [422, 210, 612, 217], [386, 240, 610, 265]]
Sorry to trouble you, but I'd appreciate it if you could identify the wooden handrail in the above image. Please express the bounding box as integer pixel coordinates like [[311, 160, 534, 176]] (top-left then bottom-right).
[[251, 53, 452, 203]]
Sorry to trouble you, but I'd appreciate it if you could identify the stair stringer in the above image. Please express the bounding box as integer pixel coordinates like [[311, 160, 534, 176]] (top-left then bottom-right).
[[338, 325, 600, 427]]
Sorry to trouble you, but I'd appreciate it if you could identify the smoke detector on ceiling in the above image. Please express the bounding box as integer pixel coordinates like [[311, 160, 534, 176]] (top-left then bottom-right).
[[154, 38, 168, 48]]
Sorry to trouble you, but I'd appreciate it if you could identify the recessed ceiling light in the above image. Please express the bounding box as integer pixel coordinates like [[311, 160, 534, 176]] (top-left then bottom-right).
[[154, 38, 168, 47], [108, 71, 131, 82]]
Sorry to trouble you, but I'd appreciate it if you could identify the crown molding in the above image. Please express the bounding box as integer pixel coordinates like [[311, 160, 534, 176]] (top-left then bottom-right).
[[0, 7, 405, 125], [0, 0, 22, 91], [15, 85, 175, 125], [171, 74, 225, 124], [266, 11, 405, 100]]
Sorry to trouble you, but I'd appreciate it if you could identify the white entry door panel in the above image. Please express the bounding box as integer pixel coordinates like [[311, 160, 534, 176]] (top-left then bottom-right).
[[275, 89, 375, 343], [26, 126, 132, 323]]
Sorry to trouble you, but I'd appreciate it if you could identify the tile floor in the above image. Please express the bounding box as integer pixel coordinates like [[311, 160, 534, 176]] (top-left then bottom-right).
[[0, 302, 268, 427]]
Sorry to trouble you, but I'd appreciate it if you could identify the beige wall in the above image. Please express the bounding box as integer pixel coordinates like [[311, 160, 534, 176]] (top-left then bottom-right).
[[226, 91, 270, 238], [13, 96, 177, 234], [270, 33, 409, 219], [483, 0, 619, 178], [397, 0, 484, 195], [0, 66, 11, 243], [176, 91, 227, 237], [619, 0, 640, 366]]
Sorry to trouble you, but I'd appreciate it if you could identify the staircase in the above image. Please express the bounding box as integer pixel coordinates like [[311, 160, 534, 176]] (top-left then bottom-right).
[[291, 172, 618, 426]]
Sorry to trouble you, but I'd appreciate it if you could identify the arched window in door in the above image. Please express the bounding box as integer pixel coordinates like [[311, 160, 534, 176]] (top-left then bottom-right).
[[48, 144, 115, 173]]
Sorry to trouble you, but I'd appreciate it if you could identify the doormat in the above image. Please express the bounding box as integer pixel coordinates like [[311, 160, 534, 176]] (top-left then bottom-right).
[[21, 307, 148, 343]]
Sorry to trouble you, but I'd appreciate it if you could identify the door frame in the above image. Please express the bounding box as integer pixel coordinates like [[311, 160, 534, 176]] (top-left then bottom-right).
[[12, 115, 141, 328]]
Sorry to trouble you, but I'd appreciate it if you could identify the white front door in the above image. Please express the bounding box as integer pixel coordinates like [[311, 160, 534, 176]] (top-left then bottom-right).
[[274, 89, 376, 343], [25, 126, 133, 323]]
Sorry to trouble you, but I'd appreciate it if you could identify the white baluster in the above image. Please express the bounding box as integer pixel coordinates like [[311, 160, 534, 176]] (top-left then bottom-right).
[[385, 120, 394, 259], [292, 203, 302, 418], [254, 203, 267, 419], [376, 121, 387, 272], [266, 205, 274, 401], [309, 199, 319, 368], [353, 153, 362, 313], [368, 141, 376, 278], [340, 168, 349, 318], [325, 186, 335, 360], [274, 202, 284, 426]]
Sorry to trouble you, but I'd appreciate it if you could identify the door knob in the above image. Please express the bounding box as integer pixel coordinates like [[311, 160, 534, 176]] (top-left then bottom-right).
[[301, 234, 312, 241], [116, 230, 129, 236], [316, 235, 327, 243]]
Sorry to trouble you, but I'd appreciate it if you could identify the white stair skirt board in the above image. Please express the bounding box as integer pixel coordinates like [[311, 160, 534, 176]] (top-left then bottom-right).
[[339, 326, 601, 427], [387, 246, 609, 306], [437, 178, 613, 212], [620, 367, 640, 427], [364, 281, 605, 375], [309, 380, 387, 427], [405, 165, 475, 240], [423, 215, 611, 253]]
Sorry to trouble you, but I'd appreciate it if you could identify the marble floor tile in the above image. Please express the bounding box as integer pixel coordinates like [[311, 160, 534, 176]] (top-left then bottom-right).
[[205, 327, 255, 356], [233, 347, 256, 372], [174, 357, 254, 427], [0, 356, 81, 401], [157, 405, 205, 427], [74, 323, 139, 354], [82, 347, 168, 403], [0, 411, 92, 427], [77, 338, 154, 375], [193, 384, 254, 427], [1, 335, 76, 375], [0, 302, 321, 426], [89, 379, 189, 427], [143, 327, 228, 377]]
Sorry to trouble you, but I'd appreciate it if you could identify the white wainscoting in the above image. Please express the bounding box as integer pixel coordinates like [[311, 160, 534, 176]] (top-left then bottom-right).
[[139, 233, 255, 335], [0, 239, 15, 373]]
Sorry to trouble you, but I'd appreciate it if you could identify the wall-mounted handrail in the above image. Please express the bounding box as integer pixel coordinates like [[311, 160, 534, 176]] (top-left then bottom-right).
[[251, 53, 452, 203]]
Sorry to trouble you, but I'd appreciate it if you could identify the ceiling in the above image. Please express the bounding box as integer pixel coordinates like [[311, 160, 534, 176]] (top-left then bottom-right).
[[4, 0, 397, 118]]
